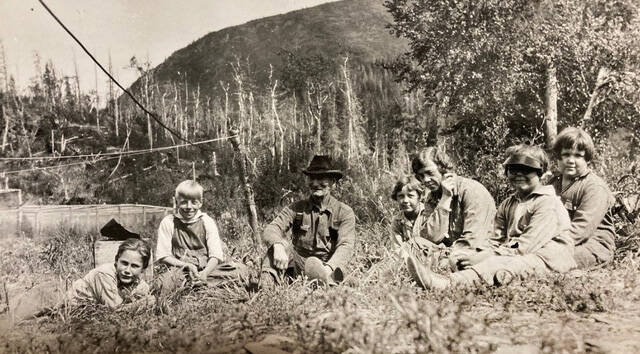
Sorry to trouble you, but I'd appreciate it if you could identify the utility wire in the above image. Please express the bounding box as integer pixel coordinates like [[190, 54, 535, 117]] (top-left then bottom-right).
[[0, 135, 236, 161], [37, 0, 194, 146], [1, 135, 236, 174]]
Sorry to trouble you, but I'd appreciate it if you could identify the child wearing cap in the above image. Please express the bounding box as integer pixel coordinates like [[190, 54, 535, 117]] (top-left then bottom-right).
[[411, 147, 497, 270], [548, 127, 616, 268], [406, 144, 576, 290], [2, 238, 153, 328]]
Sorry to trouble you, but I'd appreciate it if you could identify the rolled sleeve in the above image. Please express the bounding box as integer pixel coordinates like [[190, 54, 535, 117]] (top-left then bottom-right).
[[262, 206, 295, 248], [203, 215, 225, 262], [326, 206, 356, 271]]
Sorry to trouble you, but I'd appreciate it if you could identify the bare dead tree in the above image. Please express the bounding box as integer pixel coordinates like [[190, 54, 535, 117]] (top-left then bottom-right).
[[229, 128, 261, 246], [544, 63, 558, 150]]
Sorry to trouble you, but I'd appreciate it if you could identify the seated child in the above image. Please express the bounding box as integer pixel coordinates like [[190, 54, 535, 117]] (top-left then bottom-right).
[[389, 175, 440, 262], [406, 144, 577, 289], [548, 127, 616, 268], [411, 147, 497, 269], [2, 238, 153, 328], [155, 180, 243, 294]]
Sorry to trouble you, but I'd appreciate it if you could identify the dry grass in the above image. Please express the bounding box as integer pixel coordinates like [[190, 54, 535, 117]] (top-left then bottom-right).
[[1, 222, 639, 353]]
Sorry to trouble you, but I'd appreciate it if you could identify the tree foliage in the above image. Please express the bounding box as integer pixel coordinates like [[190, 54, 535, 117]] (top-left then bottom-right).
[[385, 0, 640, 143]]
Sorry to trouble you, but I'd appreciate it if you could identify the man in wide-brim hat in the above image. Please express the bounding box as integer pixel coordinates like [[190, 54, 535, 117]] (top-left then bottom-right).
[[259, 155, 355, 287]]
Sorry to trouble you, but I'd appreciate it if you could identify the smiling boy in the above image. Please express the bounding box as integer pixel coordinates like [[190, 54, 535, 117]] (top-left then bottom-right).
[[154, 180, 226, 294], [548, 127, 616, 268]]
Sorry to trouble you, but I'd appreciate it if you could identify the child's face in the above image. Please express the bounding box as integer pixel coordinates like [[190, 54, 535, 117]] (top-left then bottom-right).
[[558, 147, 588, 179], [115, 250, 144, 285], [506, 164, 541, 197], [176, 195, 202, 219], [396, 187, 420, 214], [415, 165, 442, 192]]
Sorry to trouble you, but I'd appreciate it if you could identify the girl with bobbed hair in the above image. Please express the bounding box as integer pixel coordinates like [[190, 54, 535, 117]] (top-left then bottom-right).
[[410, 146, 497, 270], [548, 127, 616, 268]]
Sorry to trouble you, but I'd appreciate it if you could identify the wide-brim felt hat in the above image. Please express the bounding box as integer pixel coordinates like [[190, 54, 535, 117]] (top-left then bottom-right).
[[503, 153, 543, 170], [302, 155, 343, 180]]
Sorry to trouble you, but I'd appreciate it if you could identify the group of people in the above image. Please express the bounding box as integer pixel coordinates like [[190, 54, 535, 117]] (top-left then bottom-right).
[[2, 126, 617, 327], [256, 126, 616, 290]]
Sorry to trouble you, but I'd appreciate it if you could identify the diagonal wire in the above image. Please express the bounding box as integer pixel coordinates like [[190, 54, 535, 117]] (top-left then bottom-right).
[[37, 0, 194, 146]]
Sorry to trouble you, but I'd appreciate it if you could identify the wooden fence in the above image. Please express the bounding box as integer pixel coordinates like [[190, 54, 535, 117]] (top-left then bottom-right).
[[0, 204, 172, 238]]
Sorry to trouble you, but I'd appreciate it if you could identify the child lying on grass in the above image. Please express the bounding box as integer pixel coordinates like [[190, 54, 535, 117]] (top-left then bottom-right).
[[1, 238, 153, 329], [406, 144, 577, 289], [154, 180, 246, 295]]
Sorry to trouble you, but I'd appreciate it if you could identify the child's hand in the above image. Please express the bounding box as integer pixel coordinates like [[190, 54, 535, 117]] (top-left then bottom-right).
[[456, 250, 492, 269], [272, 243, 289, 270], [441, 173, 457, 197], [184, 263, 199, 277], [196, 271, 209, 282]]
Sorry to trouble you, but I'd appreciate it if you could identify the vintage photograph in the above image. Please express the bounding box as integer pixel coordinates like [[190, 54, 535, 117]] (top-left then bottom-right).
[[1, 0, 639, 352]]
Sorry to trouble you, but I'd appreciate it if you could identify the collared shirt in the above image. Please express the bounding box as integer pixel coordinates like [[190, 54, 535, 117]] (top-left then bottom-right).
[[423, 176, 496, 250], [389, 203, 439, 257], [262, 194, 356, 271], [156, 212, 225, 269], [487, 185, 576, 272], [548, 170, 616, 253], [68, 263, 150, 308], [390, 202, 428, 246]]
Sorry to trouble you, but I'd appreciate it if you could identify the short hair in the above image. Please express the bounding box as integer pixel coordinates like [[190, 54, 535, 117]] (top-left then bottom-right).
[[175, 180, 204, 200], [115, 238, 152, 269], [552, 127, 595, 162], [504, 144, 549, 176], [411, 147, 454, 175], [391, 175, 425, 201]]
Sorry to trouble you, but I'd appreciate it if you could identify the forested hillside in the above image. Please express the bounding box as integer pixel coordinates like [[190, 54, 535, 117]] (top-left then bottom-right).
[[1, 0, 639, 221]]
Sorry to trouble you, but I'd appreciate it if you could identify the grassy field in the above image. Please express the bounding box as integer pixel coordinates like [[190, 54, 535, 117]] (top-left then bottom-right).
[[1, 221, 639, 354]]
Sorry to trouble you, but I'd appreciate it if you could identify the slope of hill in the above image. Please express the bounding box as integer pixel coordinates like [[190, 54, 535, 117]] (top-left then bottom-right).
[[146, 0, 406, 93]]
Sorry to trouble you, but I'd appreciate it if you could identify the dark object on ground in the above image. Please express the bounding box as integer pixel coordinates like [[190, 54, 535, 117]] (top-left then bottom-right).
[[100, 218, 140, 240]]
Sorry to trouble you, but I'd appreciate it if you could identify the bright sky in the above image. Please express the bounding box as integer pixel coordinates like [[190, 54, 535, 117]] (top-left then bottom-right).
[[0, 0, 338, 98]]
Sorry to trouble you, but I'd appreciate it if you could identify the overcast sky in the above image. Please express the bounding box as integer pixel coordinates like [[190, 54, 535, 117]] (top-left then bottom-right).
[[0, 0, 338, 98]]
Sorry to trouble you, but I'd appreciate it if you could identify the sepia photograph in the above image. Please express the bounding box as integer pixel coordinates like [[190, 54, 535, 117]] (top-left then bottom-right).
[[1, 0, 639, 352]]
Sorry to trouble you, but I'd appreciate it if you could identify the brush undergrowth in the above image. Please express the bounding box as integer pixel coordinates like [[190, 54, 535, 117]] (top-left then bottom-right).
[[1, 219, 639, 353]]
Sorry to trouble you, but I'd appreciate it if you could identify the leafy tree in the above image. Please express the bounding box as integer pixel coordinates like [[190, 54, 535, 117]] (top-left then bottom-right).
[[384, 0, 640, 151]]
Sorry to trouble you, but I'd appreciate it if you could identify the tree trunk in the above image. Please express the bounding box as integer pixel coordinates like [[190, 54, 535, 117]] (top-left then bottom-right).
[[544, 63, 558, 150], [269, 68, 284, 172], [582, 67, 611, 129], [229, 129, 261, 246], [1, 105, 8, 153]]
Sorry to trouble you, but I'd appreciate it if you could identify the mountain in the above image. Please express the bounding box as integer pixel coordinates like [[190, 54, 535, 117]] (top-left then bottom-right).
[[144, 0, 407, 94]]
